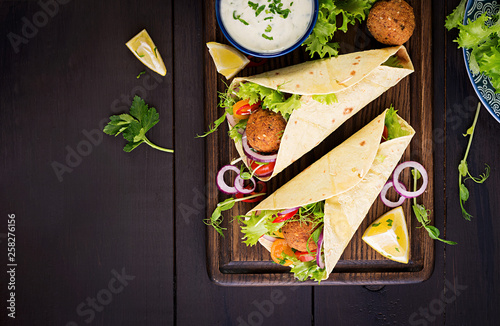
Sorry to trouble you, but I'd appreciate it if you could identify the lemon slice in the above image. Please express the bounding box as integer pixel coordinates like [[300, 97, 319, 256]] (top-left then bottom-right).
[[206, 42, 250, 79], [126, 29, 166, 76], [362, 206, 409, 264]]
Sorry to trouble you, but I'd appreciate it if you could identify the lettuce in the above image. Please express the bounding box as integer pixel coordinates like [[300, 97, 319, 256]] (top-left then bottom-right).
[[236, 82, 301, 120], [282, 253, 327, 283], [312, 93, 338, 105], [385, 105, 410, 140], [446, 2, 500, 93], [445, 0, 467, 30], [240, 211, 284, 246], [303, 0, 375, 58]]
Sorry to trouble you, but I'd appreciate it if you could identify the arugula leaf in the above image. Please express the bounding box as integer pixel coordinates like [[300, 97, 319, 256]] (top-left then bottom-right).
[[411, 168, 457, 245], [103, 96, 173, 153], [303, 0, 374, 58], [458, 103, 490, 220], [312, 93, 338, 105], [384, 105, 410, 140]]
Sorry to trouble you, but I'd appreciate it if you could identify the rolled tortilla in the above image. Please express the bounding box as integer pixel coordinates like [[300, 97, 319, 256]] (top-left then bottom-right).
[[248, 110, 415, 280], [230, 46, 414, 181]]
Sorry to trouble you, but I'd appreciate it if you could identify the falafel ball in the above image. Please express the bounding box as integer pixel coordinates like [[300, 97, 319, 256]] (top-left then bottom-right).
[[246, 108, 287, 153], [282, 220, 318, 252], [367, 0, 415, 45]]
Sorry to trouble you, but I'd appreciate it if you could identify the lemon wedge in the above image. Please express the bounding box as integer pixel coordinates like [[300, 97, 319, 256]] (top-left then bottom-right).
[[362, 206, 409, 264], [126, 29, 166, 76], [206, 42, 249, 79]]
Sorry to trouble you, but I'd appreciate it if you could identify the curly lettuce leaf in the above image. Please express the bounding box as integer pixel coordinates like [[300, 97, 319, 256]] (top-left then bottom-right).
[[385, 105, 410, 140], [445, 0, 467, 30], [282, 253, 327, 283], [240, 211, 284, 246], [236, 82, 301, 120], [303, 0, 374, 58], [312, 93, 338, 105], [382, 55, 403, 68]]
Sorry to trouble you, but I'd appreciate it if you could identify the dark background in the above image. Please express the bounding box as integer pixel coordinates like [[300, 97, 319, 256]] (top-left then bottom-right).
[[0, 0, 499, 325]]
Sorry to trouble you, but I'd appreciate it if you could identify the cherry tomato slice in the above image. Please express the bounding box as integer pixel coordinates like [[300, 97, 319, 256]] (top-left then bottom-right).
[[233, 100, 260, 120], [235, 181, 267, 203], [250, 160, 276, 177], [295, 250, 317, 262], [382, 125, 389, 142], [272, 208, 299, 223]]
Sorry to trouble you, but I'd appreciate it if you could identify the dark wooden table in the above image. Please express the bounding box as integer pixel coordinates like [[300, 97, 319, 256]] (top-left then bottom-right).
[[0, 1, 499, 325]]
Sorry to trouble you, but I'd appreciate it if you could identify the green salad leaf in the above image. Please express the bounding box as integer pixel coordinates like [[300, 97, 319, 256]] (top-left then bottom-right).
[[384, 105, 410, 140], [303, 0, 375, 58], [228, 119, 247, 142], [236, 82, 302, 120], [382, 55, 403, 68], [282, 253, 327, 283], [312, 93, 338, 105], [446, 2, 500, 92], [239, 210, 285, 246], [103, 96, 173, 153]]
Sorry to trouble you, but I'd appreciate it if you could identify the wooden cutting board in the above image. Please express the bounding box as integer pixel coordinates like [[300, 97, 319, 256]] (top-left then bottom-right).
[[203, 0, 433, 285]]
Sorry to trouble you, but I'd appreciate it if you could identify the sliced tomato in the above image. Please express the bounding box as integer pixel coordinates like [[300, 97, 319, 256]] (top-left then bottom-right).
[[272, 208, 299, 223], [235, 181, 267, 203], [382, 125, 388, 142], [295, 250, 317, 262], [250, 160, 276, 177], [233, 100, 260, 120]]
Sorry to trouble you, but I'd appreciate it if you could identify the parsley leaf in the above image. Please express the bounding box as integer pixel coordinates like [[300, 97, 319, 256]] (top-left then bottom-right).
[[103, 96, 173, 153]]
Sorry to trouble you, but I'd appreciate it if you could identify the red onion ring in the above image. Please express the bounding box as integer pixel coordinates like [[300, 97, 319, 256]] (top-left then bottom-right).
[[234, 174, 256, 194], [242, 131, 277, 163], [216, 165, 240, 194], [261, 235, 277, 242], [316, 230, 325, 269], [277, 207, 300, 216], [380, 181, 407, 208], [226, 113, 237, 128], [392, 161, 428, 198]]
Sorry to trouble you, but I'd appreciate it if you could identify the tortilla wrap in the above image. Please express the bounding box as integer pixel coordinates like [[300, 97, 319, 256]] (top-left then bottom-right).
[[229, 46, 414, 181], [248, 110, 415, 280]]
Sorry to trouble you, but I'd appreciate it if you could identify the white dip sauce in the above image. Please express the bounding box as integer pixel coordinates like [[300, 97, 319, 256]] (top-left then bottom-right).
[[220, 0, 314, 54]]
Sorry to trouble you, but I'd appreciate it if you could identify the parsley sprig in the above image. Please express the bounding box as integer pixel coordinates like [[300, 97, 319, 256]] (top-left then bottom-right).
[[103, 96, 174, 153], [459, 103, 490, 220], [411, 169, 456, 245]]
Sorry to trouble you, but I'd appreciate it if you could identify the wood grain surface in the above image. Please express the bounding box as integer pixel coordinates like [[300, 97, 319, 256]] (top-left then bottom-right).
[[205, 0, 434, 285], [0, 0, 499, 325]]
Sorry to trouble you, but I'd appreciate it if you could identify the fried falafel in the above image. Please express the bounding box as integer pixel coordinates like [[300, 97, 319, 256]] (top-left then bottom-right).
[[367, 0, 415, 46], [282, 220, 318, 252], [246, 108, 287, 153]]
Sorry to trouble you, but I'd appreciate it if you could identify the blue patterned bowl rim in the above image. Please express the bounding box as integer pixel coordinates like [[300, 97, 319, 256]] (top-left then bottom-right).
[[463, 0, 500, 123]]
